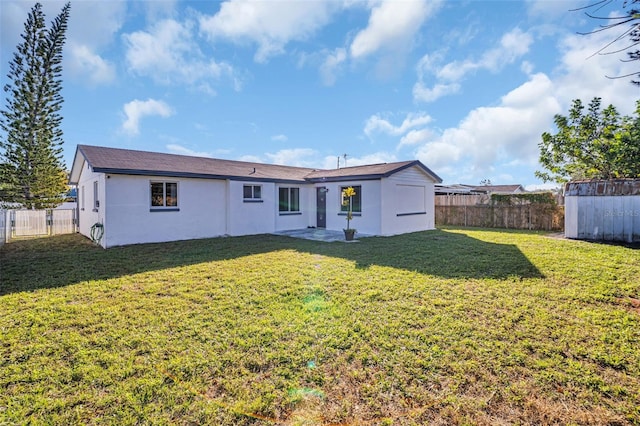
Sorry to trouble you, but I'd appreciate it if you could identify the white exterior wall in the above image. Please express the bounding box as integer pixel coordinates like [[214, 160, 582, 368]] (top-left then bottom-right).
[[275, 184, 312, 231], [227, 180, 277, 235], [564, 196, 579, 239], [380, 166, 436, 235], [76, 161, 106, 244], [319, 180, 382, 235], [565, 195, 640, 242], [102, 175, 227, 248], [73, 159, 439, 247]]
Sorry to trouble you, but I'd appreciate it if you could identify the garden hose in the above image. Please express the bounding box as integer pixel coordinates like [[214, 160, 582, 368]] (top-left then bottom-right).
[[90, 222, 104, 245]]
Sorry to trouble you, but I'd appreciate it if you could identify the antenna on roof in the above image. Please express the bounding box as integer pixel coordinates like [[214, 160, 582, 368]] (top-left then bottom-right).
[[337, 156, 340, 169], [250, 167, 256, 174], [343, 153, 348, 167]]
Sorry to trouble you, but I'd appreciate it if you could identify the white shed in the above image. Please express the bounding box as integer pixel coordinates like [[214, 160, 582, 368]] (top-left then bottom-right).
[[565, 180, 640, 243], [68, 145, 442, 248]]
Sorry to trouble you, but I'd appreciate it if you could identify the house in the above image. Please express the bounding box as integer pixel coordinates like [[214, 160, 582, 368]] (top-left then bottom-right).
[[68, 145, 442, 248]]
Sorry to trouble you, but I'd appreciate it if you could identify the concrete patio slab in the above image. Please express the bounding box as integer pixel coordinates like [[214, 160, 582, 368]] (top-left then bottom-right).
[[272, 228, 370, 242]]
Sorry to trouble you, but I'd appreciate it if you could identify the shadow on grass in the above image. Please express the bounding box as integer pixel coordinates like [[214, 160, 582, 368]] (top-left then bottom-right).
[[0, 229, 542, 296]]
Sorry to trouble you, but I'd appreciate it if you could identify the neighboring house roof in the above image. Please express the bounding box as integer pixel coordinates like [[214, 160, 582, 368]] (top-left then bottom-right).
[[435, 183, 526, 195], [472, 184, 526, 194], [435, 184, 478, 195], [69, 145, 442, 185]]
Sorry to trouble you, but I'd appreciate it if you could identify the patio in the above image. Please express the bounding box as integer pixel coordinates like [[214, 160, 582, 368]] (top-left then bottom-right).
[[272, 228, 370, 242]]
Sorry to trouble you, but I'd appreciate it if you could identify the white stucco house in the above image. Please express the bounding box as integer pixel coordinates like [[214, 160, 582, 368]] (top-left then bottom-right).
[[68, 145, 442, 248]]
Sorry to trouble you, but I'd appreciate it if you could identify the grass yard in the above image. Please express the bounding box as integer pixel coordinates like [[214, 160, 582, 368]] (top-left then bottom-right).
[[1, 228, 639, 425]]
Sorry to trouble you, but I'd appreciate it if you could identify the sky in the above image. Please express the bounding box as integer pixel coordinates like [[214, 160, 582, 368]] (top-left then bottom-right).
[[1, 0, 640, 189]]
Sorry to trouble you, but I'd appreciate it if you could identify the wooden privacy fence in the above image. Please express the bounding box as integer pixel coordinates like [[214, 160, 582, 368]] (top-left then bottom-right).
[[3, 209, 77, 243], [436, 204, 564, 230], [435, 193, 564, 231]]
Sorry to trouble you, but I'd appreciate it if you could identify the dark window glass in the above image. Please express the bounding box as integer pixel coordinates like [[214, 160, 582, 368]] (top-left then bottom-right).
[[290, 188, 299, 211], [151, 182, 178, 207], [279, 187, 299, 212], [166, 183, 178, 207], [151, 182, 164, 207], [243, 185, 253, 199], [244, 185, 261, 199], [279, 188, 288, 211]]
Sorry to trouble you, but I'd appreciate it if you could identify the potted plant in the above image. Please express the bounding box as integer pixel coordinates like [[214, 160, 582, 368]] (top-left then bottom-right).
[[342, 186, 356, 241]]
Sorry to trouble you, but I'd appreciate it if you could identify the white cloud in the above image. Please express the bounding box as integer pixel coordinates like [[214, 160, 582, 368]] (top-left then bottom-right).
[[415, 73, 560, 181], [166, 144, 213, 158], [122, 99, 174, 136], [68, 44, 116, 85], [412, 82, 460, 103], [399, 129, 432, 148], [364, 112, 433, 138], [435, 28, 534, 81], [66, 1, 125, 85], [199, 0, 336, 63], [265, 148, 318, 167], [554, 30, 640, 114], [525, 0, 583, 19], [414, 28, 534, 102], [123, 18, 237, 91], [412, 20, 640, 185], [350, 0, 440, 59], [271, 134, 288, 142], [320, 48, 347, 86], [237, 155, 264, 163], [2, 1, 125, 86], [322, 152, 398, 169], [69, 1, 127, 47]]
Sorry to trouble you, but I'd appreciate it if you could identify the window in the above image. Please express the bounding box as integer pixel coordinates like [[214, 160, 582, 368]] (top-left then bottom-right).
[[340, 185, 361, 213], [279, 187, 300, 213], [93, 181, 99, 211], [243, 185, 262, 201], [151, 182, 178, 210]]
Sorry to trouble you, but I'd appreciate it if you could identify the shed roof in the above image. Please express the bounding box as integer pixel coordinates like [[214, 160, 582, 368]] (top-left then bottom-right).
[[69, 145, 442, 184]]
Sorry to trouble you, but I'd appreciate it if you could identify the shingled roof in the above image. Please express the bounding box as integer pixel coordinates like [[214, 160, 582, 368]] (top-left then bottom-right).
[[69, 145, 442, 184]]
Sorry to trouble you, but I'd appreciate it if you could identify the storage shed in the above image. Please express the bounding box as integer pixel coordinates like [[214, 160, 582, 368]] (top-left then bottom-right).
[[564, 180, 640, 243]]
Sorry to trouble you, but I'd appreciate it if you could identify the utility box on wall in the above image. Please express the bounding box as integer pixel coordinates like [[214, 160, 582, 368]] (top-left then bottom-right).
[[564, 180, 640, 243]]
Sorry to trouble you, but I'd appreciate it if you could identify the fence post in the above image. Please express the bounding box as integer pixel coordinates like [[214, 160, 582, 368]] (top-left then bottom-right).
[[8, 210, 14, 242]]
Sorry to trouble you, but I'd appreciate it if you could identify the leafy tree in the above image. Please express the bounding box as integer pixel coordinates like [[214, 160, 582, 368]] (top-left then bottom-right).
[[576, 0, 640, 84], [536, 97, 640, 183], [0, 2, 71, 208]]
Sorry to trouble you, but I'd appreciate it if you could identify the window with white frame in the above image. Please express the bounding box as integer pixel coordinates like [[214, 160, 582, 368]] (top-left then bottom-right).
[[340, 185, 362, 213], [279, 187, 300, 213], [150, 182, 178, 209], [243, 184, 262, 201]]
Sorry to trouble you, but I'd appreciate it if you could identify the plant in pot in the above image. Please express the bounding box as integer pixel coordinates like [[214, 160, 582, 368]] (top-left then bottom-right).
[[342, 186, 356, 241]]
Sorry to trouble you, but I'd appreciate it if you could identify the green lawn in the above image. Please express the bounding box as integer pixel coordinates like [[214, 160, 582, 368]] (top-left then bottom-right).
[[1, 228, 639, 425]]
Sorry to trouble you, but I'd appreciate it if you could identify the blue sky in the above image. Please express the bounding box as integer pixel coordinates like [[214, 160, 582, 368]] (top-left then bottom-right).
[[1, 0, 639, 189]]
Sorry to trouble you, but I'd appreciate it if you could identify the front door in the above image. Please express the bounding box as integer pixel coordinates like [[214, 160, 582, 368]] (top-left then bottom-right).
[[316, 187, 327, 228]]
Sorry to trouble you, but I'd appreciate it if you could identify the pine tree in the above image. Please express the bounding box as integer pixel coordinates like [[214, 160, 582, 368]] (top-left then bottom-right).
[[0, 2, 71, 209]]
